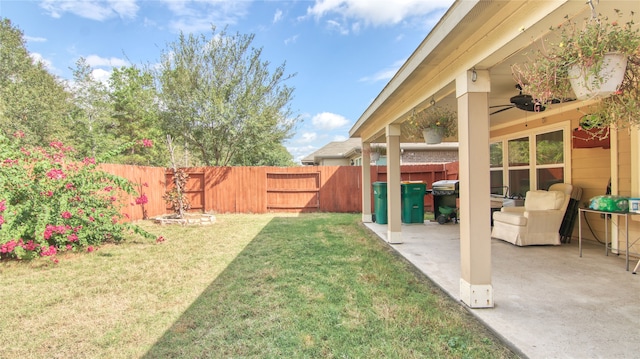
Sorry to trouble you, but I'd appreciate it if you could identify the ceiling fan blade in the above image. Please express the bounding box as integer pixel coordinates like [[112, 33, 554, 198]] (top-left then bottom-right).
[[489, 104, 514, 108], [490, 106, 514, 115]]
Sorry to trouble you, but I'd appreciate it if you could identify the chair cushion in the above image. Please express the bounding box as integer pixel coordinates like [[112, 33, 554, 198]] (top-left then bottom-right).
[[524, 190, 564, 211], [493, 211, 528, 226]]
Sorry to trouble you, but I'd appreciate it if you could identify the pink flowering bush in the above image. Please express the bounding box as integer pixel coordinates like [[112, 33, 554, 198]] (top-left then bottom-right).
[[0, 132, 155, 261]]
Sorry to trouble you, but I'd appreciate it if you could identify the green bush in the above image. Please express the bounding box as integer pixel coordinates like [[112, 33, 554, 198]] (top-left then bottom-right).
[[0, 131, 154, 262]]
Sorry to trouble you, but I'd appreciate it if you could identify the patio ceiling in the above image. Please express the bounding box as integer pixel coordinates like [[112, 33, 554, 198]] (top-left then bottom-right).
[[349, 0, 637, 143]]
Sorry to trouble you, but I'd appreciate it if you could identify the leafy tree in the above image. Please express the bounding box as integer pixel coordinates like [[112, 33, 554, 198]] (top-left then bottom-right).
[[490, 142, 503, 167], [0, 18, 72, 147], [507, 138, 529, 166], [156, 26, 299, 166], [109, 66, 167, 166], [68, 58, 116, 159], [233, 142, 296, 166], [536, 140, 563, 165]]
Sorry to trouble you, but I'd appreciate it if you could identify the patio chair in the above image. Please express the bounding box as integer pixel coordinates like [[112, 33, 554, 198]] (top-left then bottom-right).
[[491, 183, 573, 246], [559, 185, 583, 243]]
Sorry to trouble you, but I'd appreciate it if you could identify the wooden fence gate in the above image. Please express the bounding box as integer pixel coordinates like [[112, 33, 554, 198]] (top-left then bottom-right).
[[266, 171, 320, 211], [165, 171, 205, 212]]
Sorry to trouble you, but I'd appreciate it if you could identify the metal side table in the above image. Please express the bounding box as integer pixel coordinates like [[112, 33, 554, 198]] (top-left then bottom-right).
[[578, 208, 631, 271]]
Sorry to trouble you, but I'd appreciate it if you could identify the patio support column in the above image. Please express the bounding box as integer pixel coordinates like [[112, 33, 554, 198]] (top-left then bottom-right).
[[456, 69, 493, 308], [361, 141, 373, 223], [386, 124, 402, 244]]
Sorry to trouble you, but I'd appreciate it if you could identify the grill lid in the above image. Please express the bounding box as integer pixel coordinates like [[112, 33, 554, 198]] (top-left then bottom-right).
[[432, 180, 459, 191]]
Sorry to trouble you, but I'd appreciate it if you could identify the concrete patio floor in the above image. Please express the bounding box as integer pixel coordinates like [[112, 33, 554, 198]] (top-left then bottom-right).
[[364, 220, 640, 359]]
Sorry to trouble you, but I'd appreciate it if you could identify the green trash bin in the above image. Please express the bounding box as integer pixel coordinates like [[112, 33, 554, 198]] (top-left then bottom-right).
[[372, 182, 388, 224], [401, 182, 426, 223]]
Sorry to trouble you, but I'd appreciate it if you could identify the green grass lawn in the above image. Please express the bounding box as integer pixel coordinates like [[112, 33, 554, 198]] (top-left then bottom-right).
[[0, 213, 518, 358]]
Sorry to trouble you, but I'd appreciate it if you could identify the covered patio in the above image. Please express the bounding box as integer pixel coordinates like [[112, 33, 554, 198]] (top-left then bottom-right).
[[350, 0, 640, 312], [365, 221, 639, 359]]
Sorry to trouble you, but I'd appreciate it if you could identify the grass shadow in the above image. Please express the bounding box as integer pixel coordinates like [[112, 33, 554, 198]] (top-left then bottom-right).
[[142, 213, 517, 358]]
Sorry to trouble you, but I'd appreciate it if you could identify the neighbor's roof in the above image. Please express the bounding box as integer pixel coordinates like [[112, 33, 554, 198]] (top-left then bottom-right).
[[302, 139, 459, 165], [301, 138, 362, 164]]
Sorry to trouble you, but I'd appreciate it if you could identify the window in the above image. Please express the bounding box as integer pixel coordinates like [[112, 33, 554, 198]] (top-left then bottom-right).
[[490, 142, 505, 195], [375, 156, 387, 166], [536, 130, 564, 189], [508, 136, 530, 197], [491, 127, 567, 198]]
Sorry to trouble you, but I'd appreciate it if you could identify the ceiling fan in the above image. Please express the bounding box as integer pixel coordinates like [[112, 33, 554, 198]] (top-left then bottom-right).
[[490, 84, 548, 115]]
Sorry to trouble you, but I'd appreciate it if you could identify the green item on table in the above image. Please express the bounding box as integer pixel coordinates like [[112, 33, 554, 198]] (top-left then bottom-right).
[[588, 195, 629, 213]]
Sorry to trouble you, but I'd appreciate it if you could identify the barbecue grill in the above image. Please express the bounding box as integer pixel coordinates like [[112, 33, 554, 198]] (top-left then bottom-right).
[[431, 180, 459, 224]]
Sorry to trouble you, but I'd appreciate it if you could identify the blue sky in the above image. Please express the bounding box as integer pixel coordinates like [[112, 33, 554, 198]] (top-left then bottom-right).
[[1, 0, 452, 163]]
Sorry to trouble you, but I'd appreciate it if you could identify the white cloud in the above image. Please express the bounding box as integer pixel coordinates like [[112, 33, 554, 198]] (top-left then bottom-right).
[[273, 9, 283, 23], [333, 134, 347, 141], [29, 52, 54, 71], [285, 144, 318, 164], [85, 55, 129, 68], [143, 17, 158, 28], [39, 0, 139, 21], [284, 34, 299, 45], [91, 68, 112, 84], [163, 0, 250, 33], [359, 59, 405, 83], [298, 132, 318, 143], [168, 17, 216, 34], [359, 68, 397, 83], [306, 0, 453, 27], [69, 55, 126, 85], [311, 112, 349, 130], [351, 22, 361, 34], [326, 19, 349, 35], [25, 36, 47, 43]]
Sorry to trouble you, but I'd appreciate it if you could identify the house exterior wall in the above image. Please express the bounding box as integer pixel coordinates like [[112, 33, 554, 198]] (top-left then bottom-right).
[[613, 131, 640, 256], [571, 145, 610, 240], [402, 150, 458, 164], [320, 158, 351, 166], [491, 114, 640, 257], [570, 116, 610, 246]]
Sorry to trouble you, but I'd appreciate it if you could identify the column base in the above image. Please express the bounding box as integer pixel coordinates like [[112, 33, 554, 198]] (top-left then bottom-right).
[[387, 230, 402, 244], [460, 278, 493, 308], [362, 213, 373, 223]]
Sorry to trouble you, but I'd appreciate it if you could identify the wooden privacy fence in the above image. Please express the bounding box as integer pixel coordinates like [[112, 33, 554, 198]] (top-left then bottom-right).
[[163, 166, 365, 214], [100, 162, 459, 221], [98, 164, 167, 222]]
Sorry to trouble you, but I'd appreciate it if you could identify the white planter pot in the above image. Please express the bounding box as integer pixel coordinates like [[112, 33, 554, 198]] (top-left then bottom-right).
[[422, 128, 443, 144], [568, 53, 627, 100]]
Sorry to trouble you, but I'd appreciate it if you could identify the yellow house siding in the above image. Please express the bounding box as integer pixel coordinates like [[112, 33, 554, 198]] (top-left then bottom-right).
[[571, 145, 610, 243], [612, 131, 640, 257], [617, 131, 632, 196], [571, 147, 611, 203]]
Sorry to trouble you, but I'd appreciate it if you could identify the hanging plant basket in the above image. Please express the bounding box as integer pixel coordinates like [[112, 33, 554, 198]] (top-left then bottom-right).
[[404, 105, 456, 143], [568, 53, 627, 100], [579, 114, 606, 130], [422, 128, 444, 144]]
